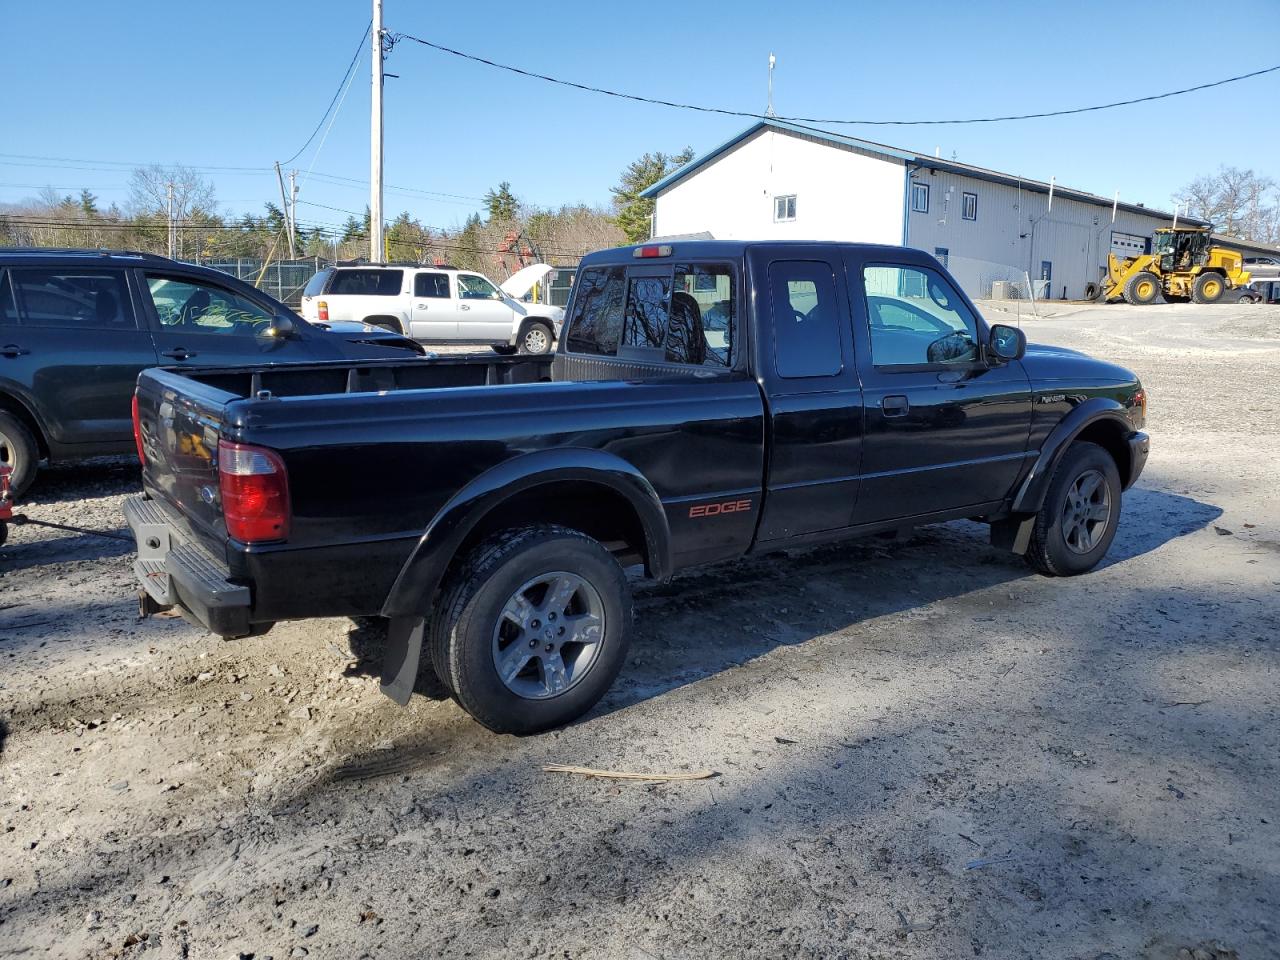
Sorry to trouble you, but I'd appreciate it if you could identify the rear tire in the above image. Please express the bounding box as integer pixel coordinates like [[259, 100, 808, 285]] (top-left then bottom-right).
[[518, 321, 554, 355], [1191, 272, 1225, 304], [0, 411, 39, 499], [1025, 441, 1122, 577], [1122, 272, 1161, 305], [490, 343, 518, 356], [429, 524, 631, 734]]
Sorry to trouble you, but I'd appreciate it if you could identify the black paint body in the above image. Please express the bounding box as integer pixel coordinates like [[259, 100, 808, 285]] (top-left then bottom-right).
[[130, 241, 1149, 632]]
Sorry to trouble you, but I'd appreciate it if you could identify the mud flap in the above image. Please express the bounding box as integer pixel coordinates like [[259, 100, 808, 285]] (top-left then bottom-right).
[[379, 616, 425, 706], [990, 515, 1036, 555]]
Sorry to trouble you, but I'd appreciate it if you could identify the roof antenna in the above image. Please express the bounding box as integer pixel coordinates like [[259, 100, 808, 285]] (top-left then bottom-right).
[[766, 53, 777, 117]]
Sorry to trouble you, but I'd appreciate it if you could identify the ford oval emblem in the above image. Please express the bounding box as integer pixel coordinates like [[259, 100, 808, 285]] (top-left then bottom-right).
[[199, 485, 216, 505]]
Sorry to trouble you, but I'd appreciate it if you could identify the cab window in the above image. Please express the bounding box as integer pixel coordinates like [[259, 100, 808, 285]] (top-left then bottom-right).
[[457, 274, 501, 300], [564, 266, 625, 355], [862, 264, 979, 366], [8, 269, 137, 330], [770, 261, 841, 378], [414, 272, 450, 298]]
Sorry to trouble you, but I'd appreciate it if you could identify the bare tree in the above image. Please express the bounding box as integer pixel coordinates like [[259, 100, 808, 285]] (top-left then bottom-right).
[[1176, 167, 1280, 244], [128, 163, 217, 237]]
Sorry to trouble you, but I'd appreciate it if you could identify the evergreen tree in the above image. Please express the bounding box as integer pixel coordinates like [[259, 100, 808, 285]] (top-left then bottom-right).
[[610, 148, 694, 243], [483, 182, 519, 223]]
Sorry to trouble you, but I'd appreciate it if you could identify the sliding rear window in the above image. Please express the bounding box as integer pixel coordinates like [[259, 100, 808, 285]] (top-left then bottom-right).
[[564, 262, 734, 367]]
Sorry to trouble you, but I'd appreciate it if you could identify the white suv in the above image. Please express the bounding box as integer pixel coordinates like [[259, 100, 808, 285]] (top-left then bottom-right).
[[300, 263, 564, 354]]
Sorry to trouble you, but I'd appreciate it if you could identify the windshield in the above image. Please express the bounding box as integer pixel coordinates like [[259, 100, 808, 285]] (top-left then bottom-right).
[[1152, 232, 1175, 255]]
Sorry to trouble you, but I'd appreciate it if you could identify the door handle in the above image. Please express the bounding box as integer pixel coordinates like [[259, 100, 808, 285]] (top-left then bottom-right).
[[415, 303, 427, 309], [882, 395, 909, 417], [0, 344, 30, 358], [459, 304, 470, 311], [160, 348, 197, 361]]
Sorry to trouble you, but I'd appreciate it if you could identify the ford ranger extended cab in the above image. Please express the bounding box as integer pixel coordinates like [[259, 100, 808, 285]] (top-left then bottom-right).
[[127, 241, 1149, 734]]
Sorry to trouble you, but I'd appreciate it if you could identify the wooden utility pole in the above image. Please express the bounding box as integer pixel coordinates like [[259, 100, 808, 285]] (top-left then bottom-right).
[[370, 0, 385, 262], [166, 182, 175, 259]]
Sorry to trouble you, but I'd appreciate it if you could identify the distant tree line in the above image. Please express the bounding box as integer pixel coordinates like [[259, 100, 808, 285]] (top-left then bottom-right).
[[0, 146, 696, 276]]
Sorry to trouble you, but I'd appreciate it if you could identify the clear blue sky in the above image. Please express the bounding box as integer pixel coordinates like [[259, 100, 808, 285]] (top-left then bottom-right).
[[3, 0, 1278, 235]]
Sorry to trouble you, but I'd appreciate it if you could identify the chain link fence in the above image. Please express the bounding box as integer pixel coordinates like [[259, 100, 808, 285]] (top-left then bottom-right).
[[179, 257, 326, 307]]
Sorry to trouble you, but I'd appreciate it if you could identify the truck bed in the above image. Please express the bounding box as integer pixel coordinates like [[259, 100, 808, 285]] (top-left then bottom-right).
[[179, 353, 555, 399]]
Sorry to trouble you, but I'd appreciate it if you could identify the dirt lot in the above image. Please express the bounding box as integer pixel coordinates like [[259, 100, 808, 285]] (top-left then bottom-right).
[[2, 302, 1278, 960]]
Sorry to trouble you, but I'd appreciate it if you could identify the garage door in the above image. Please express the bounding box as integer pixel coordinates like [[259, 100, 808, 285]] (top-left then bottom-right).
[[1111, 232, 1148, 257]]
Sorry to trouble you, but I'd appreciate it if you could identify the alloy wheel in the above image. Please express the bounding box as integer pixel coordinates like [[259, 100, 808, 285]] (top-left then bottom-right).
[[523, 328, 549, 353], [1061, 468, 1111, 554], [491, 571, 605, 699]]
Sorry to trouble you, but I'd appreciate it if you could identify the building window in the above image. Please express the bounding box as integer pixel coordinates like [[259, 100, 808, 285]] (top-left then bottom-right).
[[962, 192, 977, 221], [934, 247, 949, 268], [910, 181, 930, 213], [774, 194, 797, 222]]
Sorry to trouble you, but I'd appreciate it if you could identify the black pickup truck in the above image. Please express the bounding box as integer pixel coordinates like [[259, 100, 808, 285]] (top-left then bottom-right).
[[127, 241, 1148, 733]]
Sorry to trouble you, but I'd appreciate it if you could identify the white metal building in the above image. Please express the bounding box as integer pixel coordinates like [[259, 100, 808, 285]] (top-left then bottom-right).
[[642, 121, 1201, 300]]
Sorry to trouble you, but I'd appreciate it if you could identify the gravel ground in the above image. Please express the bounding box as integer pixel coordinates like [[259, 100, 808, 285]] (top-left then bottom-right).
[[1, 302, 1277, 960]]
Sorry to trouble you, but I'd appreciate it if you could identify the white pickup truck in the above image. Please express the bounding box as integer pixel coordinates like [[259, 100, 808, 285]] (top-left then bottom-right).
[[300, 263, 565, 354]]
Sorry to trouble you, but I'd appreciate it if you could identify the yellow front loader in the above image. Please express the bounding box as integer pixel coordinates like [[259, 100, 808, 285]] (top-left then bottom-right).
[[1102, 225, 1251, 304]]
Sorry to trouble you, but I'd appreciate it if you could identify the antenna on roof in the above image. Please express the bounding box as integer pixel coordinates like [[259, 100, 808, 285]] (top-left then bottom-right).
[[766, 54, 777, 117]]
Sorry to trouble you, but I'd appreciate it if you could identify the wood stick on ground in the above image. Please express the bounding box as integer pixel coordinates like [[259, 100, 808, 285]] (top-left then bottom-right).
[[542, 764, 716, 782]]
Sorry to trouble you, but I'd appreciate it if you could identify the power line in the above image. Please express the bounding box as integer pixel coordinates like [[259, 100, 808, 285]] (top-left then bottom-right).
[[394, 34, 1280, 126], [0, 152, 269, 173], [280, 22, 372, 166]]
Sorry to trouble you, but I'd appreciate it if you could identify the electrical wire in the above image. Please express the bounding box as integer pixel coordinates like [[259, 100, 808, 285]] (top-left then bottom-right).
[[279, 21, 372, 166], [299, 39, 366, 188], [394, 33, 1280, 126]]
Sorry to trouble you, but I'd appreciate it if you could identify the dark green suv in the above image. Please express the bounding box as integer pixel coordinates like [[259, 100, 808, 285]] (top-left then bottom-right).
[[0, 248, 424, 496]]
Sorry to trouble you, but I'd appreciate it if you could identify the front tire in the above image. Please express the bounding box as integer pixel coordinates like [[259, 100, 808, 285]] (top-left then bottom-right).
[[518, 321, 554, 355], [429, 524, 631, 734], [0, 411, 39, 499], [1025, 441, 1122, 577], [1122, 272, 1161, 305]]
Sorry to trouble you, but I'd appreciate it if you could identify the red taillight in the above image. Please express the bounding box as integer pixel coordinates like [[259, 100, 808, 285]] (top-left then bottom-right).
[[131, 395, 146, 463], [632, 244, 672, 259], [218, 439, 290, 543], [317, 300, 329, 322]]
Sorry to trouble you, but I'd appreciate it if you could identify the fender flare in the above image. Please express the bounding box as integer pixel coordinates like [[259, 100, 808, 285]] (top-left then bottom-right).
[[1011, 397, 1134, 515], [379, 448, 671, 619]]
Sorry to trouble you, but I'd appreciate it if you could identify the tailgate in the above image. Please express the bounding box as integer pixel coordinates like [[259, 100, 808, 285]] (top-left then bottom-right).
[[134, 368, 236, 543]]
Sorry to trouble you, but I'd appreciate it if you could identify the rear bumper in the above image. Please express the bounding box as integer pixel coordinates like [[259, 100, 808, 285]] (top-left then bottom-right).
[[1126, 430, 1150, 489], [124, 495, 253, 637]]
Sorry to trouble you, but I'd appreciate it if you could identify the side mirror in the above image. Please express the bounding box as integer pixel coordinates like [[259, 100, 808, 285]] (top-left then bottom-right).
[[988, 324, 1026, 362], [266, 314, 298, 339]]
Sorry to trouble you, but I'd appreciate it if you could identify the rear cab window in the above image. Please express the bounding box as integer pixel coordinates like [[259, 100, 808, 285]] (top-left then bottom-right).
[[328, 269, 403, 296], [563, 261, 735, 368]]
